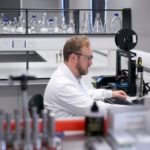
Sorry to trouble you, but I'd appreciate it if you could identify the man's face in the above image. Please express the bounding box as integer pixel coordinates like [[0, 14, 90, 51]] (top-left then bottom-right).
[[75, 46, 93, 75]]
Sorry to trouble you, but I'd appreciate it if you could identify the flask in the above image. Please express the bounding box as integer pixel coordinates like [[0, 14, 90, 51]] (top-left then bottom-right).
[[16, 16, 26, 34], [80, 11, 92, 33], [136, 57, 143, 97], [110, 13, 122, 33], [67, 11, 75, 33], [29, 15, 38, 34], [40, 12, 48, 33], [60, 15, 68, 33], [104, 19, 110, 34], [9, 18, 17, 34], [92, 13, 103, 33], [53, 17, 60, 33]]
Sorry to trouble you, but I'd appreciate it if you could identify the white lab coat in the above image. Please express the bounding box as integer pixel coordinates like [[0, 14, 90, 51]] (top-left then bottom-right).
[[44, 63, 114, 118]]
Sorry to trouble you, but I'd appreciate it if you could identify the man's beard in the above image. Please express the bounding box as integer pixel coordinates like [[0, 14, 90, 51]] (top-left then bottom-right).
[[76, 62, 88, 75]]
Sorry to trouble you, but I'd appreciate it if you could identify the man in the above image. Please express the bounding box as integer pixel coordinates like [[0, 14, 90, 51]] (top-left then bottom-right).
[[44, 35, 127, 118]]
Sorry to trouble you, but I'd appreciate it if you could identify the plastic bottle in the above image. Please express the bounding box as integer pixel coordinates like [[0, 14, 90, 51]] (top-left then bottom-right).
[[136, 57, 143, 97], [110, 13, 122, 33], [93, 13, 103, 33]]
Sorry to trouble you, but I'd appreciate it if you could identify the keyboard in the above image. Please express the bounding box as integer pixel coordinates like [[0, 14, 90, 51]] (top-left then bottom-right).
[[104, 97, 133, 105]]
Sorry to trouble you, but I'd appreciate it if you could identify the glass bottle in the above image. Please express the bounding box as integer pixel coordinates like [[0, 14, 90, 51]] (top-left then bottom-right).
[[59, 50, 63, 63], [0, 13, 5, 33], [40, 12, 48, 33], [47, 19, 54, 33], [9, 18, 17, 34], [2, 17, 9, 34], [60, 15, 68, 33], [110, 13, 122, 33], [16, 16, 26, 34], [29, 15, 38, 34], [53, 17, 60, 33], [80, 11, 92, 33], [104, 19, 110, 34], [67, 11, 75, 33], [93, 13, 103, 33]]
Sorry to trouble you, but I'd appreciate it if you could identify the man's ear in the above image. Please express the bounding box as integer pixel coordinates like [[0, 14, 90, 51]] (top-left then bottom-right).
[[69, 53, 77, 63]]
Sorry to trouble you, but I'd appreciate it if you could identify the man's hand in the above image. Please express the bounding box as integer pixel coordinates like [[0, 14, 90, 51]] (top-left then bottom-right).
[[112, 90, 127, 99]]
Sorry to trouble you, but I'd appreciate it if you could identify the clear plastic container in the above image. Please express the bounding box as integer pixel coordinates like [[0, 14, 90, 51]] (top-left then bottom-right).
[[110, 13, 122, 33]]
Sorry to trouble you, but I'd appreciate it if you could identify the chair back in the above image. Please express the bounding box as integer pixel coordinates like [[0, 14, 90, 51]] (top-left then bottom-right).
[[28, 94, 44, 118]]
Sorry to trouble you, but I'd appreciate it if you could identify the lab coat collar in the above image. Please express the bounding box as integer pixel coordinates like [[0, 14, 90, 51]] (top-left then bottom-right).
[[60, 62, 82, 85]]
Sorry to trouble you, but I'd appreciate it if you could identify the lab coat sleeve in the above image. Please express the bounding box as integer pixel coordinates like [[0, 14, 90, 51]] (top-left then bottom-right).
[[87, 88, 112, 100]]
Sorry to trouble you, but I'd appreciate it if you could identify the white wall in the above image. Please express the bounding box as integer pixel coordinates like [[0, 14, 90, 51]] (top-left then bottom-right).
[[21, 0, 62, 9], [107, 0, 150, 52], [69, 0, 91, 9]]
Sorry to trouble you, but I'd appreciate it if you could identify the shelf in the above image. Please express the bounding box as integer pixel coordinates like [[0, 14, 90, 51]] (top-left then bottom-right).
[[0, 35, 118, 51]]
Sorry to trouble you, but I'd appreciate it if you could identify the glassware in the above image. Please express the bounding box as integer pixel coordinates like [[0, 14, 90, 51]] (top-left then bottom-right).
[[47, 18, 54, 33], [53, 16, 60, 33], [80, 11, 92, 33], [60, 15, 68, 33], [2, 17, 9, 34], [104, 19, 110, 34], [92, 13, 104, 33], [0, 13, 4, 33], [110, 13, 122, 33], [9, 17, 17, 34], [16, 16, 26, 34], [40, 12, 48, 33], [67, 11, 75, 33], [29, 15, 38, 34]]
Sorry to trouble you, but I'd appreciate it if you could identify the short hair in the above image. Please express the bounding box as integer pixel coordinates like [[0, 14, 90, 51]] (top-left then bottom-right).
[[63, 35, 90, 61]]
